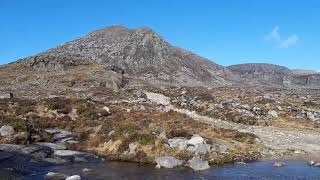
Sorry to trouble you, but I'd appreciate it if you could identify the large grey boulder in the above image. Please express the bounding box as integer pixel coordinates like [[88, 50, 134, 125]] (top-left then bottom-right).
[[53, 150, 99, 163], [0, 144, 25, 153], [188, 143, 211, 154], [187, 134, 211, 154], [168, 138, 188, 150], [65, 175, 81, 180], [155, 156, 183, 169], [45, 172, 67, 180], [0, 125, 15, 137], [188, 157, 210, 171], [168, 134, 211, 154], [187, 134, 204, 145], [0, 144, 53, 159]]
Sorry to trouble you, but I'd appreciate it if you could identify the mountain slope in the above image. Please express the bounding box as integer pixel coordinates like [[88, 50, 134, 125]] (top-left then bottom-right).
[[22, 25, 232, 87]]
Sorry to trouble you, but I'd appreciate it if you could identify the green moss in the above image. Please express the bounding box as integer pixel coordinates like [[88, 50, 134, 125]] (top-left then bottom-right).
[[139, 133, 156, 145], [76, 101, 100, 120], [114, 124, 137, 137]]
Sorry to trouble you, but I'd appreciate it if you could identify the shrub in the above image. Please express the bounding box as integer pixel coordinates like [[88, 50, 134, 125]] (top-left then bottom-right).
[[139, 133, 156, 145]]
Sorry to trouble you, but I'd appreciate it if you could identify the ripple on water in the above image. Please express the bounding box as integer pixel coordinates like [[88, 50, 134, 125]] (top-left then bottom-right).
[[2, 160, 320, 179]]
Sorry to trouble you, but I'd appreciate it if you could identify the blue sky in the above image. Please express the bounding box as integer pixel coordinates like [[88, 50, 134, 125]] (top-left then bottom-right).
[[1, 0, 319, 71]]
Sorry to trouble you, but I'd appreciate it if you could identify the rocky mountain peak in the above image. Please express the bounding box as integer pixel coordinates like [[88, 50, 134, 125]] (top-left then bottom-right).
[[20, 25, 231, 87]]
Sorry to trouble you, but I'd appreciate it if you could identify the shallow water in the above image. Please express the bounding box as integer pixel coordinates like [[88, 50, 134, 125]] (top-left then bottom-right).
[[1, 158, 320, 180]]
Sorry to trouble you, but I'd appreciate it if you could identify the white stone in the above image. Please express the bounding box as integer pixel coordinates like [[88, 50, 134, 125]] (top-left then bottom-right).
[[187, 134, 204, 146], [168, 138, 188, 150], [155, 156, 183, 168], [65, 175, 81, 180], [45, 172, 67, 179], [268, 110, 278, 118], [188, 157, 210, 171], [0, 125, 14, 137], [103, 106, 111, 114], [53, 150, 84, 157]]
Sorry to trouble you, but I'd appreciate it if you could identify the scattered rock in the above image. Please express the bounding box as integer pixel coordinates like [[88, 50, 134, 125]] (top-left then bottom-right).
[[188, 157, 210, 171], [65, 175, 81, 180], [155, 156, 183, 169], [0, 125, 15, 137]]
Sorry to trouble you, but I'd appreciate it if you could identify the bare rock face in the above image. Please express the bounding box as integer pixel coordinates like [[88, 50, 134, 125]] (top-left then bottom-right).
[[287, 74, 320, 87], [228, 63, 320, 88], [22, 25, 232, 87], [227, 63, 292, 85]]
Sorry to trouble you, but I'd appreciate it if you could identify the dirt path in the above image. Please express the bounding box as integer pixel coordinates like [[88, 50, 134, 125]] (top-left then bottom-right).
[[145, 92, 320, 158]]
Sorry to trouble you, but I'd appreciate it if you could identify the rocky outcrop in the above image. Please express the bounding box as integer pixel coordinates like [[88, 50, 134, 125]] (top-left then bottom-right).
[[227, 63, 292, 85], [228, 63, 320, 88]]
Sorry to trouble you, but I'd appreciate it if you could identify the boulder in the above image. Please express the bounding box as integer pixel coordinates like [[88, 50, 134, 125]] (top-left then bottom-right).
[[53, 150, 99, 163], [0, 125, 15, 137], [155, 156, 183, 168], [45, 172, 67, 180], [187, 134, 204, 145], [188, 157, 210, 171], [273, 162, 286, 167], [0, 144, 25, 153], [65, 175, 81, 180], [314, 163, 320, 167], [308, 160, 316, 166], [36, 142, 67, 150], [168, 138, 188, 150], [45, 129, 73, 141], [42, 157, 69, 165], [188, 143, 211, 154]]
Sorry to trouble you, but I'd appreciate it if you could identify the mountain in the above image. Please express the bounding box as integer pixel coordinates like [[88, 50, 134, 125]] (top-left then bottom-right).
[[227, 63, 292, 85], [227, 63, 320, 88], [21, 25, 232, 87], [1, 25, 320, 93]]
